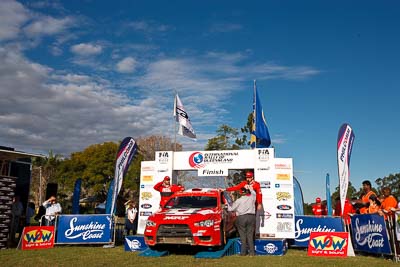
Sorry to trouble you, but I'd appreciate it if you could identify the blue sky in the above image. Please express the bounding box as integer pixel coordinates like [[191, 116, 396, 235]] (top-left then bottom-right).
[[1, 0, 399, 203]]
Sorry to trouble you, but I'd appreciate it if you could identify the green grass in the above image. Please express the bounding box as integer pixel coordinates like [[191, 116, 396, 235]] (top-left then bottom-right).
[[0, 245, 398, 267]]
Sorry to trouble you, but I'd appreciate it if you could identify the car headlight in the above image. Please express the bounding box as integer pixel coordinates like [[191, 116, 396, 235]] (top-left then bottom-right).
[[194, 219, 214, 227], [146, 220, 156, 227]]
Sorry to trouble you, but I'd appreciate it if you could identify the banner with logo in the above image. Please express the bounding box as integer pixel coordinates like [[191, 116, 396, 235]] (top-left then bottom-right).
[[395, 211, 400, 241], [308, 231, 349, 257], [124, 235, 148, 251], [294, 216, 344, 247], [21, 226, 55, 250], [350, 214, 391, 254], [137, 161, 158, 235], [109, 137, 138, 214], [337, 123, 355, 213], [56, 215, 113, 244]]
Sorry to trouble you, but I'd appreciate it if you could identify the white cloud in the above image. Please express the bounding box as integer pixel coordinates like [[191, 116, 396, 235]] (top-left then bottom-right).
[[70, 43, 103, 56], [116, 57, 137, 73], [23, 16, 75, 37], [0, 0, 30, 41], [127, 20, 174, 34], [210, 23, 243, 33]]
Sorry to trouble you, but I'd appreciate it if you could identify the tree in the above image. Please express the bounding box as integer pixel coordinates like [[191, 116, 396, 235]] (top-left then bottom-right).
[[55, 141, 142, 202], [205, 124, 242, 150], [330, 181, 358, 202], [375, 173, 400, 196], [31, 151, 62, 207], [137, 135, 182, 160]]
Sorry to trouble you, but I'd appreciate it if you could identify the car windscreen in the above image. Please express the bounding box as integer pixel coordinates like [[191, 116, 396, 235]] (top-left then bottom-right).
[[165, 196, 217, 209]]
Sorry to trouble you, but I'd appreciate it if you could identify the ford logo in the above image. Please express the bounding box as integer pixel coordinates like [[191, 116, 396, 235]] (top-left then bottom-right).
[[277, 205, 292, 210], [141, 203, 152, 209]]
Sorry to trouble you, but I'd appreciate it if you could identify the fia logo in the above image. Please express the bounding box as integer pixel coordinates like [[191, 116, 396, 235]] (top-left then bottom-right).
[[158, 152, 169, 164], [258, 149, 270, 161]]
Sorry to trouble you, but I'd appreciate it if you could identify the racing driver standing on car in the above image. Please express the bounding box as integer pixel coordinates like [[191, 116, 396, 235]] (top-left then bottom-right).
[[153, 176, 182, 208]]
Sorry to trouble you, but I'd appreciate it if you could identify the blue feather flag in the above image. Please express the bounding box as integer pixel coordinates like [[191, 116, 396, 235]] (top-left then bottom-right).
[[72, 178, 82, 214]]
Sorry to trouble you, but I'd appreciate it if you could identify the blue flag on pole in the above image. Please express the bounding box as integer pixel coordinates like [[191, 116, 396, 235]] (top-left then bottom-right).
[[293, 176, 304, 215], [251, 81, 271, 148], [326, 173, 332, 216], [105, 178, 114, 214], [72, 178, 82, 214]]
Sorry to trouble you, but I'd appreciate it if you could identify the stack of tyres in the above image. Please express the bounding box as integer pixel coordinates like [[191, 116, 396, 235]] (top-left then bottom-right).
[[0, 175, 16, 249]]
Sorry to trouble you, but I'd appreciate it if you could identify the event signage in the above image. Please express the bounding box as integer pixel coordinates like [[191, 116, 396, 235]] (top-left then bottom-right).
[[350, 214, 391, 254], [56, 215, 112, 244], [137, 149, 295, 239], [21, 226, 55, 250], [294, 216, 344, 247], [124, 236, 148, 251], [307, 231, 349, 257]]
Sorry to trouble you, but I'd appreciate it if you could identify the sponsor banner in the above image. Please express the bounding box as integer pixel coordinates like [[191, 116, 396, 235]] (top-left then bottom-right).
[[308, 232, 349, 257], [140, 161, 156, 184], [350, 214, 391, 254], [294, 216, 344, 247], [56, 215, 113, 244], [137, 161, 161, 235], [110, 137, 138, 214], [396, 211, 400, 240], [197, 168, 227, 176], [21, 226, 55, 250], [173, 150, 255, 170], [337, 124, 355, 213], [124, 235, 148, 251], [234, 238, 288, 256]]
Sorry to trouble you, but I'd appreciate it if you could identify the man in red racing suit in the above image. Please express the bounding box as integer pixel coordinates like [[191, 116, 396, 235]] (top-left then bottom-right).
[[226, 171, 262, 210], [153, 176, 182, 208]]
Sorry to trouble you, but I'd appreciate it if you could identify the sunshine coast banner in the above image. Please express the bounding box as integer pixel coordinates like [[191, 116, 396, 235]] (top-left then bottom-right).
[[56, 215, 113, 244], [337, 123, 355, 214], [110, 137, 138, 215]]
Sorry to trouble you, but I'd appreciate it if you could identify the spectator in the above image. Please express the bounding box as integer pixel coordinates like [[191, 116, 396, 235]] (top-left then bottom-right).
[[312, 197, 327, 216], [368, 195, 381, 214], [227, 185, 256, 256], [355, 180, 376, 214], [379, 187, 398, 220], [10, 195, 23, 243], [153, 176, 182, 208], [42, 196, 62, 226], [26, 202, 35, 226], [124, 200, 138, 235]]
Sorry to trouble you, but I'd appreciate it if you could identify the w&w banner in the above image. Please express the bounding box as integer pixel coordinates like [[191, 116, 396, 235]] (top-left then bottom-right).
[[56, 215, 113, 244], [337, 123, 355, 213]]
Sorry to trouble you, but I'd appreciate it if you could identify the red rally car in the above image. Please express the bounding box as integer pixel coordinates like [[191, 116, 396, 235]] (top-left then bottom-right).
[[144, 188, 237, 248]]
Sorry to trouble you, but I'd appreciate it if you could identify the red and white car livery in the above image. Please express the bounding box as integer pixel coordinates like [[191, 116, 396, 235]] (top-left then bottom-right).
[[144, 188, 236, 248]]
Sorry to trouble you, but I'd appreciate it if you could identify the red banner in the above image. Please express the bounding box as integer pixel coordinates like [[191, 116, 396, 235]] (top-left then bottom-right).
[[308, 231, 349, 257], [21, 226, 55, 250]]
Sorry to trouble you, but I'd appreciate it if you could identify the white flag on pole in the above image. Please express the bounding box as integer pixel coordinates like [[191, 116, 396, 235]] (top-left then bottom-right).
[[174, 94, 196, 139]]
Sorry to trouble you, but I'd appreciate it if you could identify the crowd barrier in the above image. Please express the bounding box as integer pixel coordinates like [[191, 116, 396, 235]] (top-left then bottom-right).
[[24, 213, 400, 261]]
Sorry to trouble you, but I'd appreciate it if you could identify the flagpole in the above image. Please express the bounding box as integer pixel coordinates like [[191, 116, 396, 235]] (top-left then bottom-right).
[[253, 80, 257, 149], [173, 92, 177, 151]]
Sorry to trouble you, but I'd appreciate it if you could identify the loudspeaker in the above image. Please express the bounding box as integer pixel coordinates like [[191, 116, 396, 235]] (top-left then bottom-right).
[[45, 183, 58, 199]]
